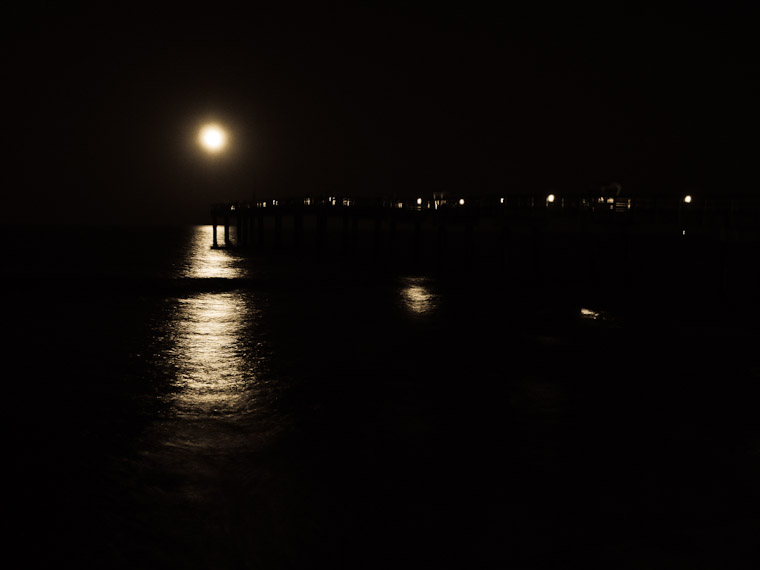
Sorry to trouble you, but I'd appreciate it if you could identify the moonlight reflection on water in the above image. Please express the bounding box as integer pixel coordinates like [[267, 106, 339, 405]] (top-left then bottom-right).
[[179, 225, 244, 279], [143, 225, 271, 464], [168, 292, 257, 418], [400, 277, 438, 315], [163, 226, 262, 420]]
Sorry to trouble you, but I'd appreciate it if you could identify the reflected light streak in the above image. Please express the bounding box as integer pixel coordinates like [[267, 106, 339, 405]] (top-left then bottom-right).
[[400, 277, 438, 315], [170, 292, 254, 417], [180, 225, 245, 279], [165, 226, 258, 418]]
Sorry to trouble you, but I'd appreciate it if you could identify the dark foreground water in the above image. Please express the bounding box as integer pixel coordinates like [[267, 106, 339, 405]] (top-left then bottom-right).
[[5, 225, 759, 568]]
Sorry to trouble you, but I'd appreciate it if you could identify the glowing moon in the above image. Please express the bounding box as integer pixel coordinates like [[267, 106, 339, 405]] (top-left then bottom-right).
[[198, 124, 228, 153]]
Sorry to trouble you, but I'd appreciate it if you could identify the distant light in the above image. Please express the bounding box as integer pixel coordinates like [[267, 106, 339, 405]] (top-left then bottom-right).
[[500, 197, 504, 204], [459, 198, 465, 206], [682, 230, 686, 236], [684, 195, 692, 204], [607, 197, 615, 204], [417, 197, 422, 205], [198, 124, 227, 153], [547, 194, 556, 203], [580, 308, 600, 320]]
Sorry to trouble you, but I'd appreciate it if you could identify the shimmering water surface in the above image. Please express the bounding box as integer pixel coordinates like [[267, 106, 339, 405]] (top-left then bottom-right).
[[5, 225, 760, 569]]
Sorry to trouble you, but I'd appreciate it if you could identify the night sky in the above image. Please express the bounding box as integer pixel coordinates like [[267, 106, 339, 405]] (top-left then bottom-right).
[[4, 2, 758, 225]]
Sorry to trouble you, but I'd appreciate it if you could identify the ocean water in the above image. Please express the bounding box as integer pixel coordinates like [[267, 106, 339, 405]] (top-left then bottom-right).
[[5, 225, 759, 568]]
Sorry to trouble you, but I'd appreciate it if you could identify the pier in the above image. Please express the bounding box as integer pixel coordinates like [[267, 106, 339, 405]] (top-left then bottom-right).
[[210, 193, 760, 295]]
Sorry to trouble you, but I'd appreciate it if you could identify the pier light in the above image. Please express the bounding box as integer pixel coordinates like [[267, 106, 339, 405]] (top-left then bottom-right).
[[500, 197, 504, 204], [459, 198, 465, 206], [417, 197, 422, 206], [547, 193, 556, 204], [684, 195, 692, 204]]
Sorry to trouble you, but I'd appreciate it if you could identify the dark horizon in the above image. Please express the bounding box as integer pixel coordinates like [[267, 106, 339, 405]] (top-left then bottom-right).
[[4, 3, 758, 225]]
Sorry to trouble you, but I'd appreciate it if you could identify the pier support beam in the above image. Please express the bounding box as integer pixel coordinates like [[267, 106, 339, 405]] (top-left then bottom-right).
[[316, 210, 327, 251], [237, 208, 245, 247], [436, 219, 447, 268], [274, 211, 283, 250], [413, 214, 422, 261], [373, 213, 383, 257], [294, 212, 304, 252]]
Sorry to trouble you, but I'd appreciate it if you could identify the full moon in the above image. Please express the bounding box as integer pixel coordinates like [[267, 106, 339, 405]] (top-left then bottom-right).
[[198, 124, 228, 153]]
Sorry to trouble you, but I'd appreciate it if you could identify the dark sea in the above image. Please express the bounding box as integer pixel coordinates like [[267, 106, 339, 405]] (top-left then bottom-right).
[[5, 225, 759, 569]]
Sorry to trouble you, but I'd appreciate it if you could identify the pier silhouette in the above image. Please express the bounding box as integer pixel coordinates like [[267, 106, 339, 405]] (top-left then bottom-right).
[[211, 193, 760, 298]]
